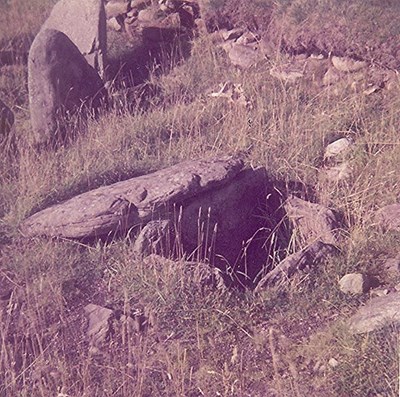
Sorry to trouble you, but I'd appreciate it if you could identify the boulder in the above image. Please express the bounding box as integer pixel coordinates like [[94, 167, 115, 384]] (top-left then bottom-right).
[[324, 137, 353, 160], [21, 156, 246, 239], [375, 204, 400, 232], [28, 29, 107, 146], [339, 273, 377, 294], [21, 157, 270, 282], [41, 0, 107, 78], [284, 196, 339, 246], [349, 292, 400, 334], [255, 241, 337, 290], [0, 99, 14, 137], [228, 43, 259, 69]]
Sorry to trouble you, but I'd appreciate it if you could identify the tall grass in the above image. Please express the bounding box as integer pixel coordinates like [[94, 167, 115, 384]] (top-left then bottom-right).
[[1, 0, 400, 395]]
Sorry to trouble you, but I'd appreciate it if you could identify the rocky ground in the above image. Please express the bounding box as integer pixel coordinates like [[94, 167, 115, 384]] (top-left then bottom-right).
[[1, 0, 400, 396]]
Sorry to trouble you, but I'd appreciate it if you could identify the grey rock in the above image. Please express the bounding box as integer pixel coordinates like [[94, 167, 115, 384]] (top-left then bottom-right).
[[0, 99, 14, 137], [383, 255, 400, 273], [21, 157, 269, 282], [105, 1, 129, 19], [41, 0, 107, 78], [28, 29, 107, 146], [375, 204, 400, 232], [349, 292, 400, 334], [255, 240, 337, 290], [21, 156, 244, 239], [331, 56, 367, 73], [133, 219, 173, 257], [284, 196, 339, 246], [339, 273, 377, 294], [228, 43, 259, 69]]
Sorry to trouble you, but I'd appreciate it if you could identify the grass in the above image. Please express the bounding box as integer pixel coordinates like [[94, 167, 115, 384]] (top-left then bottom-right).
[[1, 0, 400, 396]]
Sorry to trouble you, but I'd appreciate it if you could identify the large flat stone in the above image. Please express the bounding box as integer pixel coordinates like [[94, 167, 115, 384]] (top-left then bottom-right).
[[349, 292, 400, 334]]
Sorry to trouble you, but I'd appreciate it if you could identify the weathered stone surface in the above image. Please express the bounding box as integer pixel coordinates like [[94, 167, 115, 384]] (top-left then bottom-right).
[[21, 157, 270, 281], [105, 1, 129, 19], [228, 43, 259, 69], [84, 303, 136, 353], [133, 219, 173, 257], [324, 137, 353, 160], [322, 162, 352, 182], [270, 65, 304, 83], [0, 99, 14, 137], [331, 56, 367, 73], [28, 29, 107, 146], [255, 241, 336, 290], [349, 292, 400, 334], [21, 157, 245, 239], [42, 0, 106, 77], [284, 196, 339, 246], [339, 273, 377, 294], [383, 255, 400, 273], [375, 204, 400, 232]]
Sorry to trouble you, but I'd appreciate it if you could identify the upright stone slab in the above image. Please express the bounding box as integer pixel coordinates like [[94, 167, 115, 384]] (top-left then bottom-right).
[[28, 29, 107, 145], [0, 99, 14, 137], [42, 0, 107, 78]]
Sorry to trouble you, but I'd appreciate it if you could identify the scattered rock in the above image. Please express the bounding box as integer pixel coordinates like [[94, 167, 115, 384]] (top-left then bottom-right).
[[41, 0, 107, 78], [322, 162, 352, 182], [133, 219, 173, 257], [221, 28, 244, 41], [363, 85, 381, 96], [375, 204, 400, 231], [328, 357, 339, 368], [284, 196, 339, 246], [208, 81, 252, 108], [0, 99, 14, 137], [339, 273, 378, 294], [228, 43, 259, 69], [383, 255, 400, 273], [28, 29, 107, 146], [255, 240, 337, 290], [324, 137, 353, 160], [105, 1, 130, 19], [331, 56, 367, 73], [107, 17, 123, 32], [84, 303, 136, 353], [349, 292, 400, 334], [270, 65, 304, 83]]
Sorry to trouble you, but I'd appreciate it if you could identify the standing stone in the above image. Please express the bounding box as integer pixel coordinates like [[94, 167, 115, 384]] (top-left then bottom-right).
[[0, 99, 14, 137], [28, 29, 107, 146], [41, 0, 107, 78]]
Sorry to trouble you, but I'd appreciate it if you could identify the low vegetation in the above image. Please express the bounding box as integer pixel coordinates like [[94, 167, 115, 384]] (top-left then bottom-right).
[[1, 0, 400, 396]]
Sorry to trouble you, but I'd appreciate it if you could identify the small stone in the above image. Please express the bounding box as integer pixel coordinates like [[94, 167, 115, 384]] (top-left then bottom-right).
[[328, 358, 339, 368], [236, 31, 259, 45], [323, 162, 352, 182], [370, 288, 389, 298], [339, 273, 377, 294], [363, 85, 381, 96], [375, 204, 400, 231], [107, 17, 123, 31], [324, 137, 353, 160], [383, 255, 400, 273], [222, 28, 244, 41], [331, 56, 367, 73], [270, 65, 304, 83], [105, 1, 129, 19], [228, 43, 259, 69]]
